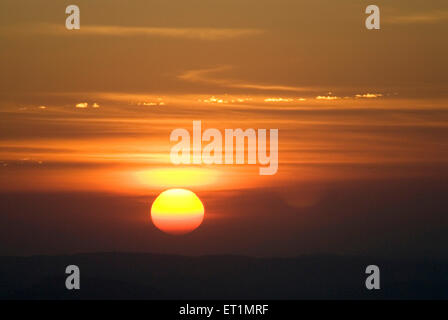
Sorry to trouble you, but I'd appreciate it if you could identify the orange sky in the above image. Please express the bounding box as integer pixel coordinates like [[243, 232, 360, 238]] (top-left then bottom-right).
[[1, 1, 447, 196], [1, 95, 447, 194], [0, 0, 447, 256]]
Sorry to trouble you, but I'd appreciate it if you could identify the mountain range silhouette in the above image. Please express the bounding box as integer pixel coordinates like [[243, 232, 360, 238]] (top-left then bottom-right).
[[1, 253, 447, 299]]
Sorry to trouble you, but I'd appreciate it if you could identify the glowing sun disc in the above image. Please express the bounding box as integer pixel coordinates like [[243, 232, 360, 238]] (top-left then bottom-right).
[[151, 188, 205, 235]]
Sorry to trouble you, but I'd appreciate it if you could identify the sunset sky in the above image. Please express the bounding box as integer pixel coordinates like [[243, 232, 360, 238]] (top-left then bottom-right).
[[0, 0, 447, 257]]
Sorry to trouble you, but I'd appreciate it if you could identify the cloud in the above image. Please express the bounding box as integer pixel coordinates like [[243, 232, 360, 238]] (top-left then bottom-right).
[[84, 25, 263, 40], [264, 98, 294, 102], [179, 66, 316, 93], [355, 93, 383, 99], [178, 66, 233, 83], [75, 102, 88, 108], [137, 101, 165, 106], [199, 96, 253, 104], [316, 96, 341, 100], [7, 24, 263, 41], [75, 102, 101, 108], [387, 11, 448, 24]]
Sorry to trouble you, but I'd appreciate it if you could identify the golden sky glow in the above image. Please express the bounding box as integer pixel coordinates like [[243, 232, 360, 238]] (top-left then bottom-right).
[[0, 0, 447, 195], [0, 0, 447, 257]]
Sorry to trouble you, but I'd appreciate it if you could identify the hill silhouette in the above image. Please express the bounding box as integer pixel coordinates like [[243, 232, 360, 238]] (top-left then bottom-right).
[[0, 253, 447, 299]]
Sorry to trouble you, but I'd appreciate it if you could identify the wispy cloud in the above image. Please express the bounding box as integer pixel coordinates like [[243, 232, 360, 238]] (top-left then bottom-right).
[[75, 102, 88, 109], [137, 100, 165, 106], [6, 24, 263, 41], [179, 66, 317, 93], [75, 102, 100, 109], [387, 11, 448, 24], [199, 96, 253, 104], [264, 98, 294, 102], [355, 93, 383, 99], [316, 96, 341, 100]]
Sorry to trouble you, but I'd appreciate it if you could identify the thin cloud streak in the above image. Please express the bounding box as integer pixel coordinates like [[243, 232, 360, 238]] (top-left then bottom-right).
[[179, 66, 318, 93], [4, 24, 264, 41], [386, 11, 448, 24]]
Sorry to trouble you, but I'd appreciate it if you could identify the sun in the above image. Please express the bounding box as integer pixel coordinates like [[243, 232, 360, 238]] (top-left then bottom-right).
[[150, 188, 205, 235]]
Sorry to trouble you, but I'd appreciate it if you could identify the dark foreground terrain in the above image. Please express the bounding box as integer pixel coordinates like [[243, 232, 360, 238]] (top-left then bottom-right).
[[0, 253, 447, 299]]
